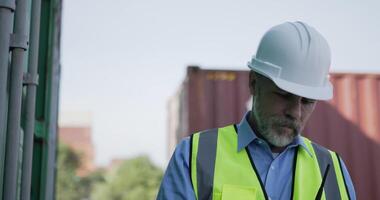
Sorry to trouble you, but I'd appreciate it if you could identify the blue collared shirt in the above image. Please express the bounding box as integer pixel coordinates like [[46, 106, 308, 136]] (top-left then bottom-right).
[[157, 112, 356, 200]]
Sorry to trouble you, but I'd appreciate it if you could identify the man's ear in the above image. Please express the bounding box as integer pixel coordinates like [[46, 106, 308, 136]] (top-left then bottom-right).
[[249, 71, 257, 95]]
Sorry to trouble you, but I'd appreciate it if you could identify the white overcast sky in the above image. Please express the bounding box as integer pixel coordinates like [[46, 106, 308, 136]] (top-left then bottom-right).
[[60, 0, 380, 167]]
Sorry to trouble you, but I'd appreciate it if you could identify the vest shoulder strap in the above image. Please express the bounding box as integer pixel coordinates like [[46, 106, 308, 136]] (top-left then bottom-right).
[[190, 128, 219, 200], [299, 137, 350, 200]]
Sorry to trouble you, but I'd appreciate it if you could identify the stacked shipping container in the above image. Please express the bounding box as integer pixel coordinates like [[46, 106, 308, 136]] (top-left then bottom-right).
[[168, 66, 380, 200]]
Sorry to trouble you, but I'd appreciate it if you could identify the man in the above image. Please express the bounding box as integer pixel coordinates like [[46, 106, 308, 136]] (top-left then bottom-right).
[[157, 21, 356, 200]]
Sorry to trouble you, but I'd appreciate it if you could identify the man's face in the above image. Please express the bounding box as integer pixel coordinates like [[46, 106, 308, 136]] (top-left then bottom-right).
[[250, 72, 317, 147]]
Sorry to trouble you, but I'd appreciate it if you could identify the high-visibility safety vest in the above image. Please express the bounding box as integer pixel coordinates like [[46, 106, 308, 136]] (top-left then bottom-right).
[[190, 125, 351, 200]]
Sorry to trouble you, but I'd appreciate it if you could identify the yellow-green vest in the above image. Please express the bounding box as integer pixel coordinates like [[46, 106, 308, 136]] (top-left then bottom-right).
[[190, 124, 350, 200]]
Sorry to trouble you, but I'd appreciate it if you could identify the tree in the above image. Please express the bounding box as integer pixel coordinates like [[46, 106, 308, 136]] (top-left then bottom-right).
[[77, 169, 106, 199], [55, 143, 105, 200], [91, 156, 163, 200], [55, 143, 82, 200]]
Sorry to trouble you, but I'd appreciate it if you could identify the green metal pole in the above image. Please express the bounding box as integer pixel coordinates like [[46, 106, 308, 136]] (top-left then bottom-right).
[[21, 0, 41, 198], [44, 0, 62, 198], [3, 0, 29, 198], [0, 0, 15, 198]]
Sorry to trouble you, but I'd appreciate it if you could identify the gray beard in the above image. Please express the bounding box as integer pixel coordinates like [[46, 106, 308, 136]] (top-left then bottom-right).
[[253, 96, 300, 147]]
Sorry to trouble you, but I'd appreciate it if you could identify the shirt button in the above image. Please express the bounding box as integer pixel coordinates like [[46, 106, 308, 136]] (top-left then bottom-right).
[[270, 166, 275, 170], [258, 140, 262, 144]]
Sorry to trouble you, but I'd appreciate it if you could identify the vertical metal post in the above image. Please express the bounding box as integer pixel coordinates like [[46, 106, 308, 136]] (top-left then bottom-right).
[[20, 0, 41, 198], [3, 0, 29, 198], [0, 0, 15, 198], [45, 66, 60, 200], [44, 0, 62, 198]]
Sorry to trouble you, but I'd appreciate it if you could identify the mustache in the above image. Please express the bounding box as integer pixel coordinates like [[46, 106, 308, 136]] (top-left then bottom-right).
[[271, 117, 301, 131]]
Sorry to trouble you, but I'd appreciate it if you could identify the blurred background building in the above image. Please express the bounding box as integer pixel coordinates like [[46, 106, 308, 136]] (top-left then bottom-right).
[[59, 112, 95, 176], [168, 66, 380, 200]]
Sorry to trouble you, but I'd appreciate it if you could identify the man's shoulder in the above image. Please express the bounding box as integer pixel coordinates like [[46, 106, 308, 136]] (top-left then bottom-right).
[[168, 137, 191, 165], [191, 124, 237, 136], [301, 136, 340, 155]]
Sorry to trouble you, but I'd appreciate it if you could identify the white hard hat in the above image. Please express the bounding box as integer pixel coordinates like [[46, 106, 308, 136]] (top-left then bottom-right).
[[248, 21, 333, 100]]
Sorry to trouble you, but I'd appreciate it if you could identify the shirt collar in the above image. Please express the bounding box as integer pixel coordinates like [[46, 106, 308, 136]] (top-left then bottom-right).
[[236, 111, 313, 157]]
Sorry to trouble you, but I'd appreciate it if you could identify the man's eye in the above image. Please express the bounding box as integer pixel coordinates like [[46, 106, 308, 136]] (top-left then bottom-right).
[[302, 98, 316, 104], [275, 91, 288, 96]]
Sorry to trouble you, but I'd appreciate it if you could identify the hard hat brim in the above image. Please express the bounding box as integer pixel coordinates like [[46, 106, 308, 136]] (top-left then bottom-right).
[[271, 76, 333, 100], [248, 62, 333, 100]]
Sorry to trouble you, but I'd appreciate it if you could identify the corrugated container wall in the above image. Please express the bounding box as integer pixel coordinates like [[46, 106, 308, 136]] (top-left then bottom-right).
[[167, 66, 380, 200]]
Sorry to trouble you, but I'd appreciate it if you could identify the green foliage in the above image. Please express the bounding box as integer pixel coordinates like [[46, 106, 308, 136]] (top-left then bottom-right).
[[56, 144, 105, 200], [55, 144, 82, 200], [79, 169, 106, 197], [91, 156, 163, 200], [55, 145, 163, 200], [57, 144, 80, 170]]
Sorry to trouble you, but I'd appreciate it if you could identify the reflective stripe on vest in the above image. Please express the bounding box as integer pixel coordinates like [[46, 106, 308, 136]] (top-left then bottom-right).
[[190, 125, 350, 200]]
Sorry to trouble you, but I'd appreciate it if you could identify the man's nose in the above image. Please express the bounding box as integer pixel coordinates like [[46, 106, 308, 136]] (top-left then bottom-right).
[[284, 97, 302, 121]]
